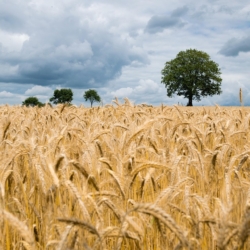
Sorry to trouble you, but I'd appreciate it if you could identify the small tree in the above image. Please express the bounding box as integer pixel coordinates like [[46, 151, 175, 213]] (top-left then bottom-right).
[[83, 89, 101, 107], [22, 97, 44, 107], [161, 49, 222, 106], [50, 89, 73, 104]]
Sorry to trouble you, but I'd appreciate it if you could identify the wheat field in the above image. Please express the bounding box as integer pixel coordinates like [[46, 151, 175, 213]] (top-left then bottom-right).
[[1, 98, 250, 249]]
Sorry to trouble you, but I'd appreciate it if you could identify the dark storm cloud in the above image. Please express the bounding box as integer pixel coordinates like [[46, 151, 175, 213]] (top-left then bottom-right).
[[219, 35, 250, 56], [145, 6, 188, 34], [1, 40, 148, 88], [0, 1, 149, 88]]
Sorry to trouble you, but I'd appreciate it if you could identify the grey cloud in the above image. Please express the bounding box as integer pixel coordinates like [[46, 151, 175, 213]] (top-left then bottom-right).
[[0, 13, 23, 33], [145, 16, 185, 33], [0, 1, 149, 89], [171, 6, 189, 17], [219, 35, 250, 56], [129, 29, 139, 37], [217, 6, 233, 15], [145, 6, 187, 34], [2, 39, 147, 88], [0, 1, 29, 33]]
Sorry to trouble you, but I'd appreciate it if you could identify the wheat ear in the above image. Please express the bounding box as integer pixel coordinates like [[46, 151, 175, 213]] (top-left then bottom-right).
[[71, 161, 99, 191], [65, 180, 91, 222], [2, 121, 11, 140], [107, 169, 125, 199], [131, 161, 171, 177], [98, 198, 123, 221], [128, 202, 189, 247], [93, 226, 120, 249], [57, 218, 100, 238], [56, 225, 72, 250], [1, 209, 35, 249]]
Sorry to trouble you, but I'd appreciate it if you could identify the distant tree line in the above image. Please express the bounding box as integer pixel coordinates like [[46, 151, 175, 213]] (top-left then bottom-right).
[[23, 48, 223, 108], [22, 89, 101, 107]]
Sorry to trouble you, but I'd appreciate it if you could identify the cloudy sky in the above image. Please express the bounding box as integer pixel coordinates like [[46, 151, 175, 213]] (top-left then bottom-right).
[[1, 0, 250, 106]]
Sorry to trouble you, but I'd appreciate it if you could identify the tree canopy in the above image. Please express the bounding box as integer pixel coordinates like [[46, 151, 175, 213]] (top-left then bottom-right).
[[22, 97, 44, 107], [161, 49, 222, 106], [83, 89, 101, 107], [50, 89, 73, 104]]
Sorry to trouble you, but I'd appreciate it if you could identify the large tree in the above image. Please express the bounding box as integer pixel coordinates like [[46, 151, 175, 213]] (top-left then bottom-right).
[[22, 97, 44, 107], [50, 89, 73, 104], [83, 89, 101, 107], [161, 49, 222, 106]]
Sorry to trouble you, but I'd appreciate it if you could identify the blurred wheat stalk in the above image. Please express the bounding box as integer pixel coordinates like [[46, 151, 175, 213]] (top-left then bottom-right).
[[239, 88, 243, 106]]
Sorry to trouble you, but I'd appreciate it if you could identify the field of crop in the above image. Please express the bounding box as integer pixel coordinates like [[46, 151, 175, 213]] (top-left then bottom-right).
[[1, 99, 250, 249]]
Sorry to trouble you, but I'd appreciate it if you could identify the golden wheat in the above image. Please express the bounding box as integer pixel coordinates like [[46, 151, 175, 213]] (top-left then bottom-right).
[[1, 103, 250, 249]]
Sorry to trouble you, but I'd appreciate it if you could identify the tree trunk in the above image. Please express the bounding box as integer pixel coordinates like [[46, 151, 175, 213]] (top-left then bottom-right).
[[186, 94, 193, 106]]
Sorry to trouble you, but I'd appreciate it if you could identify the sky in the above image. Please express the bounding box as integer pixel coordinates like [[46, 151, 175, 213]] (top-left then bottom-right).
[[0, 0, 250, 107]]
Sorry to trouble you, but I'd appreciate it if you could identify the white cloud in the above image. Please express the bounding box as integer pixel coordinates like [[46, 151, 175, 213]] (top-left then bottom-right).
[[0, 91, 15, 98], [0, 30, 29, 52], [0, 91, 24, 105], [25, 85, 53, 95], [111, 87, 133, 98], [135, 79, 160, 94], [110, 79, 166, 104]]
